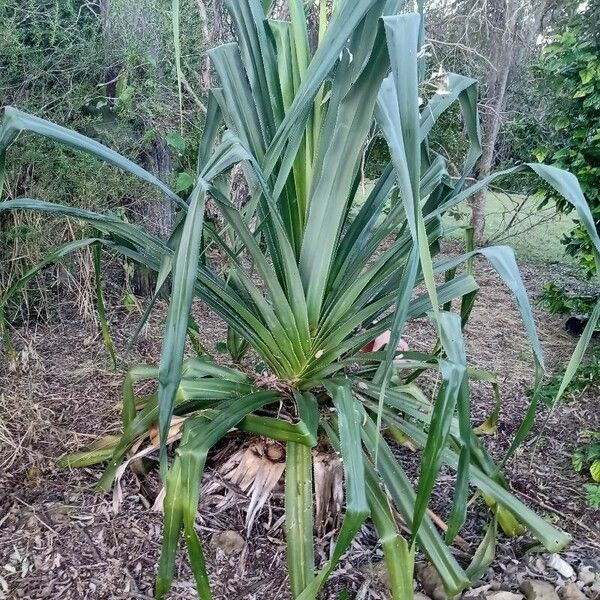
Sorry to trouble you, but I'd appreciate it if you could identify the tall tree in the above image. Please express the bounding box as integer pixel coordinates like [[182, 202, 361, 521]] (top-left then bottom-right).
[[428, 0, 554, 242]]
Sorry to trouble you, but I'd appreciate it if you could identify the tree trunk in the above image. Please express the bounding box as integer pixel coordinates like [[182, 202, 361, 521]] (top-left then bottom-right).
[[134, 138, 174, 295], [469, 0, 516, 243], [471, 50, 511, 243], [469, 0, 552, 244]]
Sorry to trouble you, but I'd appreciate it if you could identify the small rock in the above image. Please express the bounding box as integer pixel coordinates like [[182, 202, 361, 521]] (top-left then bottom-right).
[[417, 563, 448, 600], [578, 568, 597, 587], [559, 583, 586, 600], [366, 561, 390, 588], [520, 580, 560, 600], [210, 530, 245, 555], [535, 559, 548, 574], [464, 585, 491, 600], [415, 594, 433, 600], [548, 555, 576, 580], [486, 592, 524, 600]]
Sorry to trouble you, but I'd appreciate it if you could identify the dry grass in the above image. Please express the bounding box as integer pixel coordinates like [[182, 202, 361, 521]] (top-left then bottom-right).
[[0, 247, 598, 599]]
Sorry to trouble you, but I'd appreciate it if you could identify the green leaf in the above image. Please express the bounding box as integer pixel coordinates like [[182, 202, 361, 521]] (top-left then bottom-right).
[[298, 381, 369, 600], [359, 413, 470, 594], [157, 179, 208, 479], [175, 171, 194, 193], [365, 461, 415, 600], [412, 353, 465, 542], [0, 107, 185, 208], [368, 400, 571, 553], [465, 519, 497, 582], [166, 131, 186, 154], [156, 391, 278, 598]]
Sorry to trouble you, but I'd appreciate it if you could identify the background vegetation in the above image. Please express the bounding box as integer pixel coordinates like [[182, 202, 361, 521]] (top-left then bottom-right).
[[0, 2, 599, 598]]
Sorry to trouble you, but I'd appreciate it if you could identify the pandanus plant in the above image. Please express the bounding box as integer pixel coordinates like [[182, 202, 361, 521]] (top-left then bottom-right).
[[2, 1, 600, 599]]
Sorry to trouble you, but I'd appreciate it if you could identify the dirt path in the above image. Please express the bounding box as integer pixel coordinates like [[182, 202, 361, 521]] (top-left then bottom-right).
[[0, 253, 598, 599]]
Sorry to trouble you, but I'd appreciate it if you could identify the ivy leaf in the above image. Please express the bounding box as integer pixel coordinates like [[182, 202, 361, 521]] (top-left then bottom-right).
[[554, 116, 570, 131], [584, 484, 600, 508], [174, 172, 194, 193], [573, 87, 591, 99], [166, 131, 186, 154], [579, 69, 594, 85], [590, 460, 600, 483]]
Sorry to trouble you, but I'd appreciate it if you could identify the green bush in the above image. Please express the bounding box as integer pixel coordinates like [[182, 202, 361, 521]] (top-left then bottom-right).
[[522, 2, 600, 277], [2, 2, 600, 599]]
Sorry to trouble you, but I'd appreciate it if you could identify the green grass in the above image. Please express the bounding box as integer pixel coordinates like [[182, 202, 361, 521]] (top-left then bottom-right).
[[353, 184, 577, 267], [443, 191, 578, 266]]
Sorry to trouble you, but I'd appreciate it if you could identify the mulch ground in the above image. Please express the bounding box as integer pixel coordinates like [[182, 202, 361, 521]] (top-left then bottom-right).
[[1, 247, 599, 599]]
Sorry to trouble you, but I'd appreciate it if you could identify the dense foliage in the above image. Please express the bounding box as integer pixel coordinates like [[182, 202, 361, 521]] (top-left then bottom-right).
[[526, 2, 600, 277], [1, 2, 600, 600], [0, 0, 203, 315]]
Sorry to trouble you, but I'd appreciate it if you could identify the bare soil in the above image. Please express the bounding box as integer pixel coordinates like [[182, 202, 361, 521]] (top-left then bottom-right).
[[1, 248, 598, 600]]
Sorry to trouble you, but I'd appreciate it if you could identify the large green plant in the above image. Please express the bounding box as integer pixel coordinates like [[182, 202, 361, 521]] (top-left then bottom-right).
[[2, 2, 600, 599]]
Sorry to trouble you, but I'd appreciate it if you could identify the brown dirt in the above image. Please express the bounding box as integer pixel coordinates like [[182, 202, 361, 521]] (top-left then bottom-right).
[[0, 249, 599, 600]]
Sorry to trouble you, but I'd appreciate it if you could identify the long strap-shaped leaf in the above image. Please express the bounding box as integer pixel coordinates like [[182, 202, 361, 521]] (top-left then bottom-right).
[[300, 275, 480, 386], [222, 0, 282, 138], [435, 313, 471, 543], [0, 199, 169, 256], [375, 13, 447, 398], [370, 400, 571, 552], [156, 391, 279, 599], [435, 245, 545, 371], [263, 1, 386, 177], [157, 179, 208, 479], [296, 380, 369, 600], [364, 459, 415, 600], [411, 350, 466, 541], [0, 107, 185, 208], [97, 375, 252, 491], [430, 164, 600, 272], [209, 185, 308, 370], [326, 413, 417, 600], [286, 441, 315, 598], [299, 15, 392, 326], [209, 44, 267, 162], [359, 412, 470, 594], [0, 197, 293, 374]]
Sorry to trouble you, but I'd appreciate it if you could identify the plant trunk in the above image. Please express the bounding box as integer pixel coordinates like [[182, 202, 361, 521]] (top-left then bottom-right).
[[134, 139, 174, 295], [471, 64, 510, 244]]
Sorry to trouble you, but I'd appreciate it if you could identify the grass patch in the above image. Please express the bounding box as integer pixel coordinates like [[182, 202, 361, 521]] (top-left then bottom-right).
[[443, 191, 578, 266], [353, 184, 577, 266]]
